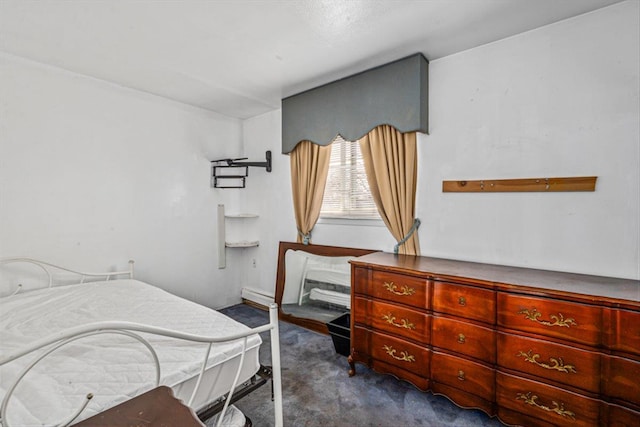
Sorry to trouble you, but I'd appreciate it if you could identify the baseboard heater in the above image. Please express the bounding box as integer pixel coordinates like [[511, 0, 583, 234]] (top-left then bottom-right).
[[241, 287, 275, 310]]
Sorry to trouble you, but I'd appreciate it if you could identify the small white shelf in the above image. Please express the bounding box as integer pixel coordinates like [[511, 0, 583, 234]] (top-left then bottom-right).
[[217, 204, 259, 268], [225, 240, 260, 248]]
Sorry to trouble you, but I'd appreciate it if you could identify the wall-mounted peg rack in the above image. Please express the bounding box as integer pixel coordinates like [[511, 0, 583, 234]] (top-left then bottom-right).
[[442, 176, 597, 193]]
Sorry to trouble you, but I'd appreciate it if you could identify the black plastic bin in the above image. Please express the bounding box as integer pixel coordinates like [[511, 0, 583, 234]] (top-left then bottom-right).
[[327, 313, 350, 356]]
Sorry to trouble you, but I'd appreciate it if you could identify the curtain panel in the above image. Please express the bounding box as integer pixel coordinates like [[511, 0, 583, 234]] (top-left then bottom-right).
[[289, 141, 332, 244], [359, 125, 421, 255]]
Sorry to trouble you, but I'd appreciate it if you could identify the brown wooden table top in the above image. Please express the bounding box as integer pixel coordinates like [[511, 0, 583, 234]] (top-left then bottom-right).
[[72, 386, 205, 427]]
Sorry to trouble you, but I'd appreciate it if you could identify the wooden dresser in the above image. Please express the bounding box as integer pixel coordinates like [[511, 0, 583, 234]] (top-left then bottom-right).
[[349, 252, 640, 427]]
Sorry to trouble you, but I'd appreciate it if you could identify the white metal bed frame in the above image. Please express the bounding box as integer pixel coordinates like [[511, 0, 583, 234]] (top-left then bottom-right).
[[0, 258, 283, 427]]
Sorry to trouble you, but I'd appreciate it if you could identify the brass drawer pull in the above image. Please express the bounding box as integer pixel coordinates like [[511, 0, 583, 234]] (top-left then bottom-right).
[[518, 308, 577, 328], [457, 370, 465, 381], [382, 345, 416, 363], [382, 313, 416, 330], [383, 281, 416, 296], [458, 296, 466, 306], [516, 392, 576, 420], [457, 333, 466, 344], [517, 350, 576, 374]]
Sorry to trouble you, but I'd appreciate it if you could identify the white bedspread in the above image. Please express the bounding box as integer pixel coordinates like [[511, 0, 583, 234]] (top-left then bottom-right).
[[0, 279, 261, 426]]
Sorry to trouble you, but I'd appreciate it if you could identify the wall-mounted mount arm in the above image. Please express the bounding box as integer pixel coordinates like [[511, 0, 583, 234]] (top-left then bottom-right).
[[212, 151, 272, 172], [210, 151, 272, 188]]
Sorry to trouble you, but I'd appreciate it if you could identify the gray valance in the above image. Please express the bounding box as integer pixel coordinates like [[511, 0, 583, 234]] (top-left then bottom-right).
[[281, 53, 428, 154]]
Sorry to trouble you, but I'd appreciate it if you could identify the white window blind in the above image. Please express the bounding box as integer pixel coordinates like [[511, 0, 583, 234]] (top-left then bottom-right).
[[320, 136, 379, 219]]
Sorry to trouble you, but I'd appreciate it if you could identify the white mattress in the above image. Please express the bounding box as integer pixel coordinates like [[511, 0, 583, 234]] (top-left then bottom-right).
[[0, 279, 261, 426]]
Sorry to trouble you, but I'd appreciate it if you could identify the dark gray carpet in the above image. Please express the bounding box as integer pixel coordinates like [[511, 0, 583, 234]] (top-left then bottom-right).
[[218, 304, 503, 427]]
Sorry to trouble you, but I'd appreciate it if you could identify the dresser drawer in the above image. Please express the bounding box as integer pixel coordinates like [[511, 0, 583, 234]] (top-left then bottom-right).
[[433, 281, 495, 324], [602, 355, 640, 407], [354, 297, 430, 344], [605, 404, 640, 427], [608, 309, 640, 356], [354, 268, 429, 310], [497, 332, 600, 393], [432, 315, 495, 363], [498, 293, 602, 346], [496, 371, 601, 427], [370, 331, 430, 376], [496, 407, 558, 427], [431, 351, 495, 398]]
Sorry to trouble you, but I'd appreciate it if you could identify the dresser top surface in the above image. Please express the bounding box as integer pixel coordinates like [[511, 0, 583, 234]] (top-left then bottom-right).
[[351, 252, 640, 304]]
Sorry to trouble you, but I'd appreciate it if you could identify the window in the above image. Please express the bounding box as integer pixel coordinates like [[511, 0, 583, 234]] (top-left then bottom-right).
[[320, 136, 379, 219]]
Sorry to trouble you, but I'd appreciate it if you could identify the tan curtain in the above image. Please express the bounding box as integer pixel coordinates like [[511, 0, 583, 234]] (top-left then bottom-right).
[[359, 125, 420, 255], [290, 140, 332, 244]]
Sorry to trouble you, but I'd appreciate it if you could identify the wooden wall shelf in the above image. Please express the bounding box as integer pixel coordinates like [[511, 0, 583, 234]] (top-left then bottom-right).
[[442, 176, 597, 193]]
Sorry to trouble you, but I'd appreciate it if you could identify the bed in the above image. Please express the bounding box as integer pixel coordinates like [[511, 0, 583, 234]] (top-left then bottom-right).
[[0, 258, 283, 427]]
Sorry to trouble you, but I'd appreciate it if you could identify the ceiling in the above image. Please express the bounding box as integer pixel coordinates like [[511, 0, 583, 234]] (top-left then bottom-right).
[[0, 0, 623, 119]]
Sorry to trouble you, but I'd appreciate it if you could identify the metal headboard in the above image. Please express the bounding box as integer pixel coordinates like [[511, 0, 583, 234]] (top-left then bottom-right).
[[0, 258, 134, 295]]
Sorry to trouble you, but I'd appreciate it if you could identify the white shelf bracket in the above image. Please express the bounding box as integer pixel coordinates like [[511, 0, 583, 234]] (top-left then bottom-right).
[[217, 204, 226, 269]]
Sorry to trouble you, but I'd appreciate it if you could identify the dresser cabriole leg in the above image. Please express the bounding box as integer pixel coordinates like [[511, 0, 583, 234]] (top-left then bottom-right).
[[348, 354, 356, 377]]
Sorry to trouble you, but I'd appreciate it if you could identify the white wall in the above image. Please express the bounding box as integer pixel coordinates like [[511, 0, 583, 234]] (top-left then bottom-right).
[[246, 0, 640, 294], [0, 53, 246, 308], [1, 2, 637, 310], [419, 1, 639, 279], [240, 110, 294, 295]]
